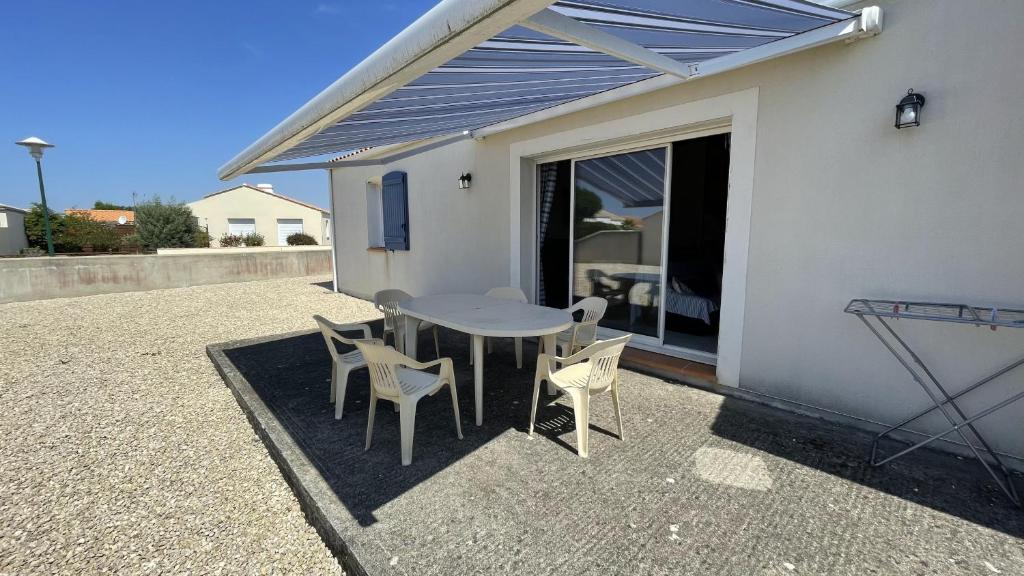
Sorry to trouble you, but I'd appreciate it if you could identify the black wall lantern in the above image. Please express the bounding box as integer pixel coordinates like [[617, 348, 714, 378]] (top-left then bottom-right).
[[895, 89, 925, 129], [458, 172, 472, 189]]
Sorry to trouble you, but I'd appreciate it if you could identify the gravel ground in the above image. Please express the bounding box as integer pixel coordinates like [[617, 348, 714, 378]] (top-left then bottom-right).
[[0, 276, 377, 575]]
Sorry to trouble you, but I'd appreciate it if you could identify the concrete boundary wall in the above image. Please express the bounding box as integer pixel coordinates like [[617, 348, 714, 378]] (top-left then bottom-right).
[[0, 248, 332, 304]]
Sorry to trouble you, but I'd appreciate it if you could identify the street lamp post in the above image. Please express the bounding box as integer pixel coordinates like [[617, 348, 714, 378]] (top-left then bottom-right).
[[15, 137, 55, 256]]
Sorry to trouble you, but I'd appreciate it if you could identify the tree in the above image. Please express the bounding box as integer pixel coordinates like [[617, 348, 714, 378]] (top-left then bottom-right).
[[23, 203, 65, 250], [574, 187, 603, 220], [93, 201, 132, 210], [134, 198, 199, 249]]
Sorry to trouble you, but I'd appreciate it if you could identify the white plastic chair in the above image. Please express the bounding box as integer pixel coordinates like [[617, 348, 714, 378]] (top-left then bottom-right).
[[355, 340, 463, 466], [374, 289, 440, 359], [546, 297, 609, 357], [313, 315, 379, 421], [530, 335, 631, 458], [473, 286, 528, 369]]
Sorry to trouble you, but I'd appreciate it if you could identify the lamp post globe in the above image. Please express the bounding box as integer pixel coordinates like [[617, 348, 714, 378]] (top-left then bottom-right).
[[15, 137, 56, 256]]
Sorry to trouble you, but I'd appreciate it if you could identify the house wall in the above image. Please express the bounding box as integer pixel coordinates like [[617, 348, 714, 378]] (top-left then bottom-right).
[[329, 0, 1024, 459], [0, 209, 28, 256], [189, 187, 328, 246]]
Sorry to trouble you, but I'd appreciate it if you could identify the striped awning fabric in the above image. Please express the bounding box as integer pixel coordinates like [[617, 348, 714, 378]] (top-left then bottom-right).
[[575, 147, 666, 207], [271, 0, 851, 163]]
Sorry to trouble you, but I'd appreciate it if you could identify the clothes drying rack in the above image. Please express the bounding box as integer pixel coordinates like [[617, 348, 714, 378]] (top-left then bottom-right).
[[845, 299, 1024, 506]]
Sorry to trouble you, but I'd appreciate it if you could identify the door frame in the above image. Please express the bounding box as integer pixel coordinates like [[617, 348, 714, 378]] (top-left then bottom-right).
[[510, 88, 759, 386]]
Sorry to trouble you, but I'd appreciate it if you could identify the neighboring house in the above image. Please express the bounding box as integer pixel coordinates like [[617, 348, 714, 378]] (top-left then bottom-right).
[[0, 204, 28, 256], [64, 209, 136, 237], [218, 1, 1024, 462], [65, 209, 135, 225], [188, 184, 330, 247]]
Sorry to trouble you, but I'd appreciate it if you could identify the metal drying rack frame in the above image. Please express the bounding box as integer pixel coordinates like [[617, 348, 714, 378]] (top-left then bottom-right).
[[845, 299, 1024, 507]]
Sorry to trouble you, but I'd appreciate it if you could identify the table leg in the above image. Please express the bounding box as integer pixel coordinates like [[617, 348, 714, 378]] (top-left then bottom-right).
[[404, 316, 420, 360], [542, 334, 557, 395], [473, 334, 484, 426]]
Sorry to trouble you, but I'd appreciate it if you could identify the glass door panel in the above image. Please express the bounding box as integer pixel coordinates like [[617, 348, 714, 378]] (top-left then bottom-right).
[[572, 147, 666, 337]]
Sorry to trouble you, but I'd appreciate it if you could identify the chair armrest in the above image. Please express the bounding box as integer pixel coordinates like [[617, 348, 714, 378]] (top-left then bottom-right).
[[323, 321, 373, 340], [551, 345, 597, 366], [400, 356, 453, 372]]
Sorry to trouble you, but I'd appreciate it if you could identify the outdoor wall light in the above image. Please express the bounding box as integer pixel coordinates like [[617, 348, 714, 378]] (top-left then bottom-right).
[[895, 89, 925, 129], [458, 173, 472, 189]]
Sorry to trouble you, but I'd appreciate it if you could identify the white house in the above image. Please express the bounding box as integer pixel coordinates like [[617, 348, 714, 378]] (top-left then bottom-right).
[[220, 1, 1024, 466], [0, 204, 28, 256], [188, 184, 331, 247]]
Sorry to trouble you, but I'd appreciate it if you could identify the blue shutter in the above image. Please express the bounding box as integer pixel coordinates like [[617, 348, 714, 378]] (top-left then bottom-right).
[[381, 171, 410, 250]]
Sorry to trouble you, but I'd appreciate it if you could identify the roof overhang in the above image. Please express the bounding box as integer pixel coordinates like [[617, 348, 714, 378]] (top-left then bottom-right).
[[220, 1, 881, 180]]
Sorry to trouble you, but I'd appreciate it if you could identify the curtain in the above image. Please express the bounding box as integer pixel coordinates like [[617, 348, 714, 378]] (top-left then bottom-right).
[[536, 162, 559, 306]]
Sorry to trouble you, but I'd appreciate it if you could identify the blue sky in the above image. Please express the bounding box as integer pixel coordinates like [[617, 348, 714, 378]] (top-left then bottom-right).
[[0, 0, 436, 211]]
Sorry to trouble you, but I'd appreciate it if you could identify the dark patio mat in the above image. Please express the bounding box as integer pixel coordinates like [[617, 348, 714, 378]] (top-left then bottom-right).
[[210, 324, 1023, 576]]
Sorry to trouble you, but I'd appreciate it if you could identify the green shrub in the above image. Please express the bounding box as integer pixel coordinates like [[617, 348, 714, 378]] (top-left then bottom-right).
[[135, 198, 199, 249], [193, 229, 211, 248], [19, 246, 45, 257], [242, 232, 265, 247], [120, 234, 142, 253], [219, 233, 243, 247], [23, 203, 65, 250], [286, 232, 317, 246], [59, 214, 121, 252]]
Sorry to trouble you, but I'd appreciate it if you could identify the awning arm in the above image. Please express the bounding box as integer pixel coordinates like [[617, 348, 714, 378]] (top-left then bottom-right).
[[245, 132, 472, 174], [474, 7, 882, 138], [521, 8, 694, 79]]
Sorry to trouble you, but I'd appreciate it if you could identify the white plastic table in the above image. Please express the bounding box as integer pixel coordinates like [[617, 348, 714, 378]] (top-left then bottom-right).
[[399, 294, 573, 426]]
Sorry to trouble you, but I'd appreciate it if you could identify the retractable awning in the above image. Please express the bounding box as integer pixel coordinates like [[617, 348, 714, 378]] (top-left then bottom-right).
[[220, 0, 879, 180]]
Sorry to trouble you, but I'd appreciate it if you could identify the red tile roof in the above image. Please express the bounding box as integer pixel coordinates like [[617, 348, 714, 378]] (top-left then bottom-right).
[[65, 209, 135, 223]]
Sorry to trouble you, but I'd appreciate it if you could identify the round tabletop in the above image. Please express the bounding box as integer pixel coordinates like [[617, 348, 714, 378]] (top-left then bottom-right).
[[399, 294, 573, 338]]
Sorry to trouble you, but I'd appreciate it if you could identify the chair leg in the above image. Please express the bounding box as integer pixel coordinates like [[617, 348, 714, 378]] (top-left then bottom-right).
[[432, 326, 441, 359], [329, 362, 338, 403], [514, 337, 523, 369], [398, 398, 418, 466], [365, 389, 378, 451], [569, 391, 590, 458], [448, 382, 463, 440], [334, 365, 352, 420], [611, 383, 624, 441], [529, 377, 542, 436]]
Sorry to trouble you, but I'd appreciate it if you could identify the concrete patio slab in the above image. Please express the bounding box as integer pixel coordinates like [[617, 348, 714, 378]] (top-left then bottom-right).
[[208, 325, 1023, 576]]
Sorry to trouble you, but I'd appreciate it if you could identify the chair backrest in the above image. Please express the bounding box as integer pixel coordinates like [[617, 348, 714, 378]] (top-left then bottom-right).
[[355, 340, 411, 397], [374, 288, 412, 331], [485, 286, 528, 303], [579, 335, 630, 392], [569, 297, 608, 346], [313, 314, 354, 363]]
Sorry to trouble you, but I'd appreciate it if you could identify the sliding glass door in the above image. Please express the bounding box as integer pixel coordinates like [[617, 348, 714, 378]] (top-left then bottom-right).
[[571, 147, 667, 339], [537, 133, 729, 359]]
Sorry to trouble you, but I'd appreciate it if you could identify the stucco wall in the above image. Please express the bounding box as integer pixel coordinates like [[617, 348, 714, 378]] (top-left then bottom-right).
[[0, 210, 28, 256], [189, 187, 329, 247], [0, 248, 332, 304], [329, 1, 1024, 458], [329, 139, 510, 299]]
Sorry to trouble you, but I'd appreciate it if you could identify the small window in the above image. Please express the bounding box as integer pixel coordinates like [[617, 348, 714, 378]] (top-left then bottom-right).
[[228, 218, 256, 236], [366, 181, 384, 248], [381, 171, 410, 251], [0, 213, 8, 229]]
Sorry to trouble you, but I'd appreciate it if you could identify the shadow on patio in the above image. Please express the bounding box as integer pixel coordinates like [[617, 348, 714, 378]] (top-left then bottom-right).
[[214, 325, 1024, 575]]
